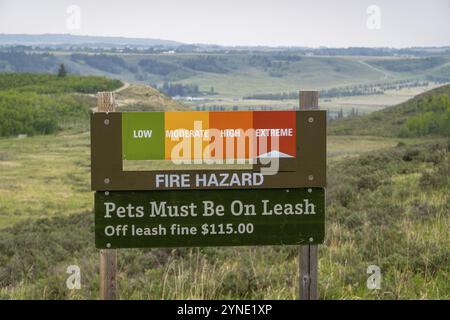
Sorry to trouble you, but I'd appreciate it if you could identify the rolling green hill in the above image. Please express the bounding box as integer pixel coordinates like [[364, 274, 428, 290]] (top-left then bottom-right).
[[2, 50, 449, 99], [0, 134, 447, 299], [56, 53, 388, 96], [366, 57, 448, 73], [329, 84, 450, 137]]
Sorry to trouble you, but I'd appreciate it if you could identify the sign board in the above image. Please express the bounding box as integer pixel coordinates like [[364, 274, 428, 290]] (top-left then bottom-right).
[[91, 110, 326, 191], [122, 111, 297, 161], [95, 188, 325, 248], [92, 92, 325, 299]]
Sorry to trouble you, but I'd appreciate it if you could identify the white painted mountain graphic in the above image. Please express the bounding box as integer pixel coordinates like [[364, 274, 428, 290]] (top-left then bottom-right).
[[257, 150, 294, 158]]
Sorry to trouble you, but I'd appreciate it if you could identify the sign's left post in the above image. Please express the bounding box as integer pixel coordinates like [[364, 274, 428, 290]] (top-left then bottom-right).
[[96, 92, 117, 300]]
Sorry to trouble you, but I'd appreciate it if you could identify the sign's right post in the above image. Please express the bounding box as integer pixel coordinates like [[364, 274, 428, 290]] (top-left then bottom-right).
[[299, 90, 319, 300], [97, 91, 118, 300]]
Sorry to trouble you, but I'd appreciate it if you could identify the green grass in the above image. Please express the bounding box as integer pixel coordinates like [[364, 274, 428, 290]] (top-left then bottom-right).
[[0, 73, 448, 300], [329, 84, 450, 137], [174, 55, 384, 97], [0, 127, 447, 299], [0, 73, 123, 137], [326, 135, 439, 163], [366, 57, 448, 73], [0, 73, 122, 94], [0, 130, 92, 227], [182, 83, 439, 115]]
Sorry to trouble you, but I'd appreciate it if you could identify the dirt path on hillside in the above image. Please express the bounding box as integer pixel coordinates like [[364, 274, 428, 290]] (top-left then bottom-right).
[[358, 60, 390, 80], [114, 81, 130, 93]]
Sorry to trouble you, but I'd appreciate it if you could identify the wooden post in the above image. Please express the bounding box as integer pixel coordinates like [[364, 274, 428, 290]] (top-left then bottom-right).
[[299, 91, 319, 110], [298, 90, 319, 300], [97, 92, 118, 300]]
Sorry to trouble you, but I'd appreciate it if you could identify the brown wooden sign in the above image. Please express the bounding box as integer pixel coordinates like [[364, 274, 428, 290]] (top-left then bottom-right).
[[91, 110, 326, 191]]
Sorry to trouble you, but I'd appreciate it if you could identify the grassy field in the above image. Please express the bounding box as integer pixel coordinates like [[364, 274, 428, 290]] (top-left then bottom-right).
[[0, 130, 91, 227], [0, 127, 448, 299], [0, 81, 186, 228], [0, 74, 448, 299], [329, 84, 450, 137], [0, 131, 400, 229], [181, 83, 441, 116]]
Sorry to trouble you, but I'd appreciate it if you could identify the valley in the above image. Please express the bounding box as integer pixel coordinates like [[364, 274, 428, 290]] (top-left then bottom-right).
[[2, 42, 450, 117]]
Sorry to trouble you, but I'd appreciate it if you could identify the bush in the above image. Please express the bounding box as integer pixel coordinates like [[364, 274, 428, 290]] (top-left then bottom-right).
[[419, 161, 449, 189], [0, 91, 91, 136], [0, 73, 122, 136], [0, 73, 122, 94], [329, 84, 450, 137]]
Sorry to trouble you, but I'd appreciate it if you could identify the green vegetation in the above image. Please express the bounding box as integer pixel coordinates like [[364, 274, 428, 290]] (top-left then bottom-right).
[[0, 91, 92, 136], [368, 57, 448, 73], [404, 95, 450, 137], [244, 80, 430, 100], [138, 59, 179, 76], [181, 56, 229, 73], [0, 132, 447, 299], [57, 64, 67, 78], [2, 49, 450, 100], [329, 84, 450, 137], [0, 72, 447, 299], [0, 73, 122, 94], [70, 54, 131, 74], [427, 64, 450, 83], [0, 51, 57, 73], [152, 82, 217, 97], [324, 140, 449, 299], [0, 73, 122, 136]]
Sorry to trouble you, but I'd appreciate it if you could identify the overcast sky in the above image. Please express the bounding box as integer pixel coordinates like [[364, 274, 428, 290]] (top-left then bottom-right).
[[0, 0, 449, 47]]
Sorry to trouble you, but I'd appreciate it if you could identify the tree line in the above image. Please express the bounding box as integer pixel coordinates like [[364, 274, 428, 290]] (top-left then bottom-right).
[[151, 82, 216, 97], [0, 73, 122, 94], [0, 51, 57, 73], [243, 80, 431, 100]]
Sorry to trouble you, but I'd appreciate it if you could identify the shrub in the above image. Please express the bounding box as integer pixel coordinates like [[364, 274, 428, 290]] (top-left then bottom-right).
[[0, 73, 123, 136]]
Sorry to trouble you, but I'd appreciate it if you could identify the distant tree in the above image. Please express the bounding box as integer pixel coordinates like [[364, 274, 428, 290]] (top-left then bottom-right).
[[57, 64, 67, 77]]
